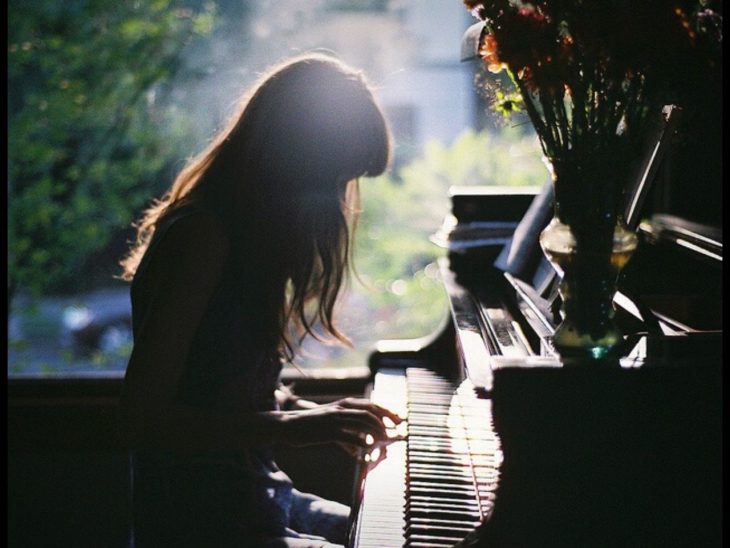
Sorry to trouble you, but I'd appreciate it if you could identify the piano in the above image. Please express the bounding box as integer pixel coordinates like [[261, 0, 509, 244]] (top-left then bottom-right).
[[347, 141, 722, 544]]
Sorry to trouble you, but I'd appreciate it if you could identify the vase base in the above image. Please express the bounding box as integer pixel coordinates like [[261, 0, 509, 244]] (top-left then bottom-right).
[[550, 323, 623, 360], [551, 342, 622, 360]]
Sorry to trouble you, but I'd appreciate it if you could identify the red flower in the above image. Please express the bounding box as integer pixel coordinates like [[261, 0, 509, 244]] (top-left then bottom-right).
[[479, 33, 508, 73], [465, 0, 722, 160]]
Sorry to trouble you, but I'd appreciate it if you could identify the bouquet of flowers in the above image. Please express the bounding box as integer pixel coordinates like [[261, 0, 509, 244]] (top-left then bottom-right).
[[462, 0, 721, 357], [463, 0, 721, 227]]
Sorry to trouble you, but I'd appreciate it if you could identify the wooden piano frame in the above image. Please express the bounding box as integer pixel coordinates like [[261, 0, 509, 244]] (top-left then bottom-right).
[[351, 183, 722, 547]]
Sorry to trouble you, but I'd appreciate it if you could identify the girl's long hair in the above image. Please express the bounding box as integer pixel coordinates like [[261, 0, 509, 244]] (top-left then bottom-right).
[[120, 53, 392, 361]]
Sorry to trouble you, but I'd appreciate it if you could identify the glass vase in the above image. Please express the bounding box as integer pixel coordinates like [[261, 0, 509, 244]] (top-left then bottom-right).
[[539, 215, 638, 359]]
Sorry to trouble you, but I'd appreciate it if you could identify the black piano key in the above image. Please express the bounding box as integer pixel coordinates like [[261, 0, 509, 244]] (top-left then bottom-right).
[[409, 443, 500, 455], [407, 473, 475, 485], [406, 543, 455, 548], [407, 506, 483, 518], [407, 487, 478, 500], [407, 495, 481, 506], [406, 533, 475, 545], [407, 494, 480, 505], [408, 440, 471, 451], [406, 416, 453, 426], [407, 469, 476, 482], [407, 389, 454, 396], [408, 461, 473, 471], [407, 443, 490, 455], [407, 401, 454, 409], [406, 508, 482, 521], [407, 486, 486, 501], [405, 524, 476, 538], [408, 450, 497, 464], [406, 504, 481, 518], [408, 426, 494, 440], [408, 517, 482, 528], [408, 463, 496, 479]]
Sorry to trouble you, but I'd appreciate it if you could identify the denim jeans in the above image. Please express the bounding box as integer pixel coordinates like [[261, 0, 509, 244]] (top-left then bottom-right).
[[262, 489, 350, 548]]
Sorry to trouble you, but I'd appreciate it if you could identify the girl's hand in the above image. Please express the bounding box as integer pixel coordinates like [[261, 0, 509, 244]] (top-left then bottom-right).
[[279, 397, 404, 454]]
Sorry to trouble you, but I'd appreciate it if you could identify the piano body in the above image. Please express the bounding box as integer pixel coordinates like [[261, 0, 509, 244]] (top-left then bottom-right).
[[348, 173, 722, 544]]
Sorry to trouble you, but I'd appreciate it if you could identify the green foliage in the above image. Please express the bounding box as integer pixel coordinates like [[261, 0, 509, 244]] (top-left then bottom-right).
[[400, 127, 546, 191], [8, 0, 216, 304], [355, 127, 546, 339], [295, 127, 547, 369]]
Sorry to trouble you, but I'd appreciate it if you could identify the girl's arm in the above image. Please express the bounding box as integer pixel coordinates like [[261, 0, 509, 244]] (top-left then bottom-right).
[[119, 210, 399, 453], [275, 383, 318, 410]]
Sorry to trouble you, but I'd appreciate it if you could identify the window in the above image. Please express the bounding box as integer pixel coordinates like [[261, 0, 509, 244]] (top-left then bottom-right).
[[8, 0, 546, 377]]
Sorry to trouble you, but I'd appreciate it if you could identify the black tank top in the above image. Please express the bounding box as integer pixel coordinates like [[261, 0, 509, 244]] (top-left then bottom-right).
[[130, 202, 283, 411], [128, 202, 294, 545]]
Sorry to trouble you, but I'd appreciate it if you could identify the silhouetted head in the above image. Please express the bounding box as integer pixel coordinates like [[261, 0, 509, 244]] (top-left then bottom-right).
[[121, 53, 392, 359]]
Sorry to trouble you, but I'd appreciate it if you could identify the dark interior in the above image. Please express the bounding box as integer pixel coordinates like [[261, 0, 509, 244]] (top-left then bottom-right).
[[7, 373, 372, 547]]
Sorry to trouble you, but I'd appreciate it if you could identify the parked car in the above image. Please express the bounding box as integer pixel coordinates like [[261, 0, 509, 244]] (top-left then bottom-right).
[[61, 289, 132, 355]]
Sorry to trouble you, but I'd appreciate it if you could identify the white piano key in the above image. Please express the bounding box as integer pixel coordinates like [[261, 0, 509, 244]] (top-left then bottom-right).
[[352, 367, 502, 547]]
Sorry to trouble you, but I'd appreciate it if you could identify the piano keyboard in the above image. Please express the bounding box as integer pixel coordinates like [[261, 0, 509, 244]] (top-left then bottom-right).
[[351, 367, 502, 547]]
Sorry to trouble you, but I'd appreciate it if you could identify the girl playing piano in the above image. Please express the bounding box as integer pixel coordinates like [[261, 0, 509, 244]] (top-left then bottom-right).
[[118, 53, 401, 547]]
